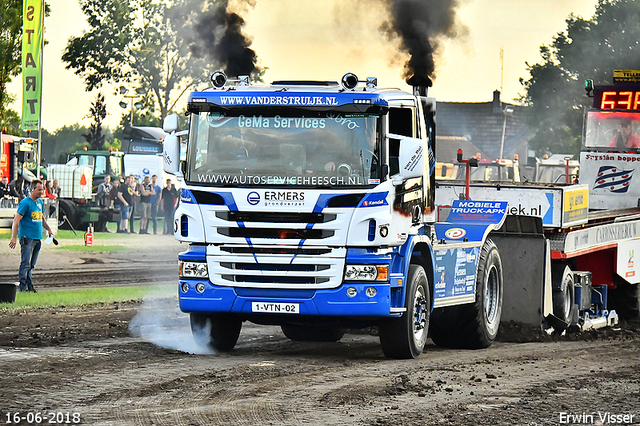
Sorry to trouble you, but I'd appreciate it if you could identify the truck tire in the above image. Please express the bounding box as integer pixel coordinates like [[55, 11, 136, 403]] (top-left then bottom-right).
[[190, 313, 242, 352], [281, 325, 344, 342], [552, 265, 576, 327], [430, 239, 503, 349], [609, 282, 640, 319], [57, 200, 77, 230], [379, 264, 430, 359]]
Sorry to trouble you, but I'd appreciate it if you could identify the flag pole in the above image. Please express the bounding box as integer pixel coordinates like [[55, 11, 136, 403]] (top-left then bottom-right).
[[36, 0, 45, 180]]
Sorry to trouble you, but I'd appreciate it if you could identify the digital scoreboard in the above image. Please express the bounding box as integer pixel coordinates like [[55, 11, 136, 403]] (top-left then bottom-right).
[[593, 86, 640, 111]]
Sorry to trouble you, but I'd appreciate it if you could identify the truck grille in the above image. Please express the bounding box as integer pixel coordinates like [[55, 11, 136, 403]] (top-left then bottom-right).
[[208, 248, 345, 289], [215, 210, 337, 240], [217, 211, 336, 223], [218, 227, 334, 239]]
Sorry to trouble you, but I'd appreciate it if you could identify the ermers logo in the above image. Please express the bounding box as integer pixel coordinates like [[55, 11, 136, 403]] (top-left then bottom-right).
[[264, 191, 305, 206], [247, 192, 260, 205], [445, 228, 466, 239]]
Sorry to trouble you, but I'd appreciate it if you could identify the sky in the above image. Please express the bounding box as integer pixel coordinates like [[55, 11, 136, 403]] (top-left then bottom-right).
[[6, 0, 600, 132]]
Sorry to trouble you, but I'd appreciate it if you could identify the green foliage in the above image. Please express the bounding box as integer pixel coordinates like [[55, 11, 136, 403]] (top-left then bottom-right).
[[520, 0, 640, 156], [0, 0, 23, 126], [40, 124, 89, 163], [63, 0, 211, 124], [82, 92, 107, 150]]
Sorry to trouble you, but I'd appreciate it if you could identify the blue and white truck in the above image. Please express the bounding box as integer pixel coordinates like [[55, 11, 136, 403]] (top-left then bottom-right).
[[161, 72, 626, 358]]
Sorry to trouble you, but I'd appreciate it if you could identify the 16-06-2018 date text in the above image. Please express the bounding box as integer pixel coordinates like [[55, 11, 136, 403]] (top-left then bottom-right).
[[4, 412, 81, 424]]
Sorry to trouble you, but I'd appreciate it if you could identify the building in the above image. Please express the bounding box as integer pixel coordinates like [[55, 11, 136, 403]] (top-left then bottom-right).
[[435, 90, 535, 167]]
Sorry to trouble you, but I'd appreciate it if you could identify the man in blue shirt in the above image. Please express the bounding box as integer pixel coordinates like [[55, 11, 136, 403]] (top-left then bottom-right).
[[8, 180, 54, 292]]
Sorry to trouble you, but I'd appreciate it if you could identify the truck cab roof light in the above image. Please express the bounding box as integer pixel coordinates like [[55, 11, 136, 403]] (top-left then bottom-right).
[[341, 73, 359, 90], [211, 71, 227, 88]]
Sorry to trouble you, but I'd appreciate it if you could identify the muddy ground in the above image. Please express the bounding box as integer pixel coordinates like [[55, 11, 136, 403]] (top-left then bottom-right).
[[0, 233, 639, 425]]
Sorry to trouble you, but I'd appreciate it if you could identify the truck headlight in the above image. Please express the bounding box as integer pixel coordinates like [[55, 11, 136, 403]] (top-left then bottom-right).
[[179, 261, 209, 278], [344, 265, 388, 282]]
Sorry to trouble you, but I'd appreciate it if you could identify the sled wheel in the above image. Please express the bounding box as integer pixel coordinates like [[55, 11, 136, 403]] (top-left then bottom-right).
[[281, 325, 344, 342], [552, 265, 575, 327], [190, 313, 242, 351], [609, 282, 640, 319], [430, 239, 503, 349], [379, 264, 430, 359]]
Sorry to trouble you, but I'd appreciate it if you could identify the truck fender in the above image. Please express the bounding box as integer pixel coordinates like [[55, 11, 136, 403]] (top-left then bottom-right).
[[391, 234, 435, 312]]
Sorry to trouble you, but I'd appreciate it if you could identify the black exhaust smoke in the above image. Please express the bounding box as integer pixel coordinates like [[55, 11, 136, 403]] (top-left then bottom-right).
[[186, 0, 260, 77], [380, 0, 466, 94]]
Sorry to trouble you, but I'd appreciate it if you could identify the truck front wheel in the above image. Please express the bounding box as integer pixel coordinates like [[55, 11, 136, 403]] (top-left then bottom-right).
[[430, 239, 503, 349], [190, 313, 242, 352], [379, 264, 430, 359]]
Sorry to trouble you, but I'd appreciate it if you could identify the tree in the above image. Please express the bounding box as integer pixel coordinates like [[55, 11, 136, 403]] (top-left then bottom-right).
[[0, 0, 24, 127], [40, 124, 89, 163], [520, 0, 640, 156], [62, 0, 211, 124], [83, 92, 107, 150]]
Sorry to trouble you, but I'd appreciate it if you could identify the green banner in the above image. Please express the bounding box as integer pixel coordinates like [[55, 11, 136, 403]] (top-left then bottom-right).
[[21, 0, 43, 131]]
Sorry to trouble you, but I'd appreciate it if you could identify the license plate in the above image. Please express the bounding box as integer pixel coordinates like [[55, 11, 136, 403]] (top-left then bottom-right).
[[251, 302, 299, 314]]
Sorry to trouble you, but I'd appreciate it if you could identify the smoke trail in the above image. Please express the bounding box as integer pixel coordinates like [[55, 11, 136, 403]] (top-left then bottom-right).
[[188, 0, 260, 77], [380, 0, 468, 86], [129, 294, 215, 355]]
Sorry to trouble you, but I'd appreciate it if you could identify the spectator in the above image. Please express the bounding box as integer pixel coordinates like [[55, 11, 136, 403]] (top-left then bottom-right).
[[0, 176, 11, 208], [44, 180, 56, 199], [117, 175, 134, 233], [51, 180, 61, 198], [138, 175, 154, 234], [96, 175, 112, 232], [148, 174, 162, 234], [9, 176, 27, 199], [128, 175, 139, 233], [8, 179, 54, 292], [162, 179, 179, 235], [0, 176, 9, 198], [110, 179, 122, 232]]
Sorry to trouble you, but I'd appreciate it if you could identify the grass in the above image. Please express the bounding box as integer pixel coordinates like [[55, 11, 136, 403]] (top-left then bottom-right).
[[0, 284, 175, 311]]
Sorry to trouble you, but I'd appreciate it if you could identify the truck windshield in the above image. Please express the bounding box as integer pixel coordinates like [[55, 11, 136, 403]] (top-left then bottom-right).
[[186, 111, 381, 187], [583, 110, 640, 150]]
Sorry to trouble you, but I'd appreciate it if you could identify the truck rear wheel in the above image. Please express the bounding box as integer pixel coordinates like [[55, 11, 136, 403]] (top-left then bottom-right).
[[552, 265, 576, 327], [190, 313, 242, 352], [430, 239, 503, 349], [281, 325, 344, 342], [379, 264, 430, 359]]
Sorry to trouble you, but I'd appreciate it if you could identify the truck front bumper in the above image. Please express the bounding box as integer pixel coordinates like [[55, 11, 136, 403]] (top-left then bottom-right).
[[178, 279, 393, 317]]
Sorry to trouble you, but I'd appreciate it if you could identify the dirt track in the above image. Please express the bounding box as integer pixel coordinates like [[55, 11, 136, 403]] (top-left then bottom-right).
[[0, 234, 639, 425]]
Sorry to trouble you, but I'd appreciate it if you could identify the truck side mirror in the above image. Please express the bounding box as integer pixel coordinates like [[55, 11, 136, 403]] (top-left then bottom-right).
[[162, 113, 182, 179], [394, 137, 425, 184], [163, 113, 179, 134]]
